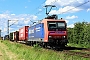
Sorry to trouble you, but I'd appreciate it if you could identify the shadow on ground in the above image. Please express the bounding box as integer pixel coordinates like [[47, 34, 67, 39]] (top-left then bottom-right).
[[63, 46, 87, 50]]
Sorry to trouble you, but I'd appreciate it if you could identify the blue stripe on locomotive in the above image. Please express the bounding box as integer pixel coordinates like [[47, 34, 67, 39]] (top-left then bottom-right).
[[28, 23, 44, 41]]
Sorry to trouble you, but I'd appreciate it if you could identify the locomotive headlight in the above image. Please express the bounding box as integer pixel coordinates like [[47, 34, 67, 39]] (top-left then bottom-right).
[[63, 36, 65, 38], [62, 36, 66, 38], [49, 36, 52, 38]]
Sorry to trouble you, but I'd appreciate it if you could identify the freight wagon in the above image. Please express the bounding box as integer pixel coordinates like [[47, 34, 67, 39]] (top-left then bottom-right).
[[10, 26, 29, 42], [10, 31, 19, 41], [19, 26, 29, 41]]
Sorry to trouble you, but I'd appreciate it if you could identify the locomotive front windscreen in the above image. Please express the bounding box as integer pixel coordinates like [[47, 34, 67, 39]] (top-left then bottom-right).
[[48, 21, 66, 31]]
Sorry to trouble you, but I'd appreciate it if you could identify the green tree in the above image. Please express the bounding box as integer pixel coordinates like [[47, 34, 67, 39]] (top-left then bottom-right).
[[68, 22, 90, 48], [67, 28, 74, 43], [73, 22, 83, 44]]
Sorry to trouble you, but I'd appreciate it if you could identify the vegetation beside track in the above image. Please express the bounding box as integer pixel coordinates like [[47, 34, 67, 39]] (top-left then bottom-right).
[[67, 43, 90, 54], [0, 40, 90, 60], [68, 22, 90, 48], [65, 21, 90, 58], [0, 40, 19, 60]]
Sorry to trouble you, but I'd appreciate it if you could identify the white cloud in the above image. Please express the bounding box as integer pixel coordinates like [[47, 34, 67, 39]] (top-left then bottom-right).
[[87, 8, 90, 12], [11, 14, 15, 16], [3, 28, 7, 32], [9, 27, 18, 32], [50, 6, 81, 14], [46, 0, 76, 6], [45, 0, 55, 5], [67, 24, 74, 28], [30, 15, 38, 20], [65, 20, 69, 23], [24, 20, 29, 24], [0, 14, 10, 19], [45, 0, 90, 14], [9, 20, 18, 25], [19, 18, 25, 20], [9, 28, 14, 31], [66, 15, 78, 19], [0, 27, 2, 30], [0, 12, 38, 36], [45, 0, 89, 7]]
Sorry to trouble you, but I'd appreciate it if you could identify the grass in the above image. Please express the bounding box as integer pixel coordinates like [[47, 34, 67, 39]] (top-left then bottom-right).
[[1, 40, 90, 60], [67, 43, 83, 48], [67, 43, 90, 54], [0, 45, 9, 60], [68, 43, 90, 48], [0, 40, 18, 60]]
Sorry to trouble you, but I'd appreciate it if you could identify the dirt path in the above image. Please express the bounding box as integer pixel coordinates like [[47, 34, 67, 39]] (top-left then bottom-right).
[[0, 50, 3, 60], [0, 41, 18, 60]]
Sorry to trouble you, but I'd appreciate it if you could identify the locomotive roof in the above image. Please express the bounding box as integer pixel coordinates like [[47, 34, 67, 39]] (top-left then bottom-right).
[[41, 18, 66, 23]]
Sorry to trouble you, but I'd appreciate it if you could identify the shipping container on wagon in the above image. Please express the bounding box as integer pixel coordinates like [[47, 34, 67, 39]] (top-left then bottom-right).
[[12, 31, 19, 41], [13, 32, 15, 40], [28, 23, 44, 42], [19, 26, 29, 41]]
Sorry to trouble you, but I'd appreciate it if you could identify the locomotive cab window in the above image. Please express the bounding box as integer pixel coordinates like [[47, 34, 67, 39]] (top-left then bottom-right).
[[57, 22, 65, 28], [48, 21, 66, 31], [48, 22, 57, 28]]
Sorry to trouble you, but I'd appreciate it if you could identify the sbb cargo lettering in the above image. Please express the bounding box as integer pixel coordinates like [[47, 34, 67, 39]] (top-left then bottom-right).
[[36, 27, 41, 32], [29, 29, 34, 34]]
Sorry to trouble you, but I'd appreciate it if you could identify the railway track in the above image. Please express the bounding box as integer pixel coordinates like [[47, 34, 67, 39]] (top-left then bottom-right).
[[57, 46, 90, 58], [44, 45, 90, 58], [63, 50, 90, 58]]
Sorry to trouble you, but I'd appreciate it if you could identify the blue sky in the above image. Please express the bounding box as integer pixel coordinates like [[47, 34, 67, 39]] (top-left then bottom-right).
[[0, 0, 90, 37]]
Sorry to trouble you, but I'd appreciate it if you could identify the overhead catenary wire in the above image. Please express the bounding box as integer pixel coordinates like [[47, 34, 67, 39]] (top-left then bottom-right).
[[6, 0, 90, 37], [35, 0, 90, 16], [7, 0, 46, 28], [30, 0, 63, 24], [9, 20, 18, 27], [30, 0, 46, 14], [34, 0, 58, 15], [8, 0, 90, 27], [6, 0, 58, 36], [60, 0, 90, 14], [32, 0, 59, 23], [9, 0, 90, 27], [31, 0, 90, 26]]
